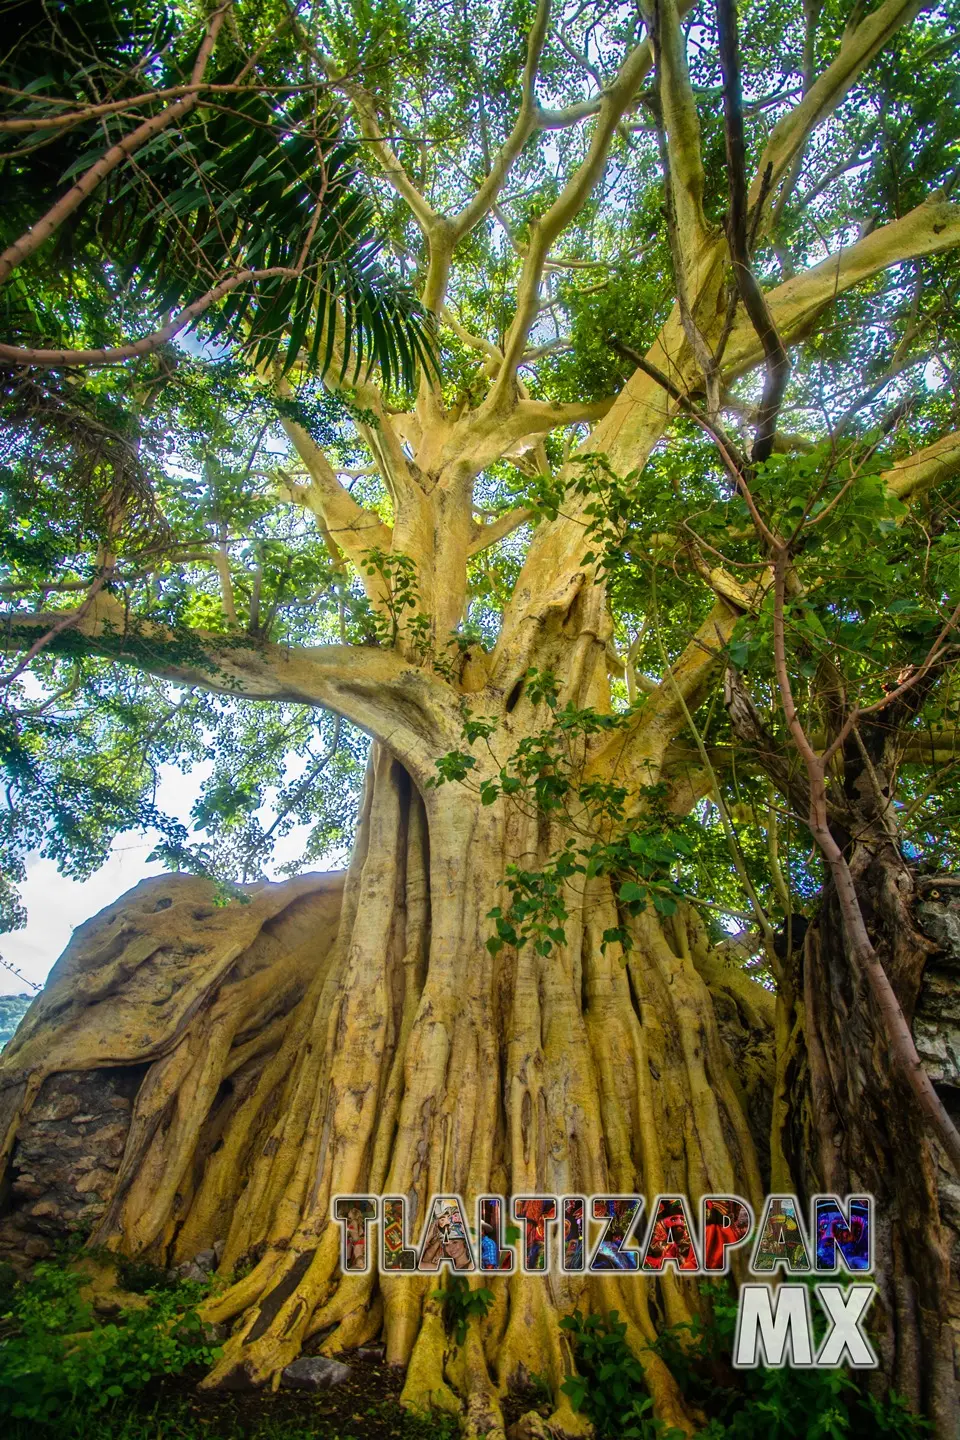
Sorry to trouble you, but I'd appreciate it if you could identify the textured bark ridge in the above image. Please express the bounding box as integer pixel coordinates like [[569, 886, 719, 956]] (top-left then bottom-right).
[[0, 751, 775, 1438], [2, 760, 959, 1435]]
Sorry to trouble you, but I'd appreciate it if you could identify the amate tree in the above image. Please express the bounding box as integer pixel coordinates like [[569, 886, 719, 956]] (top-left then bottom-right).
[[2, 0, 960, 1434]]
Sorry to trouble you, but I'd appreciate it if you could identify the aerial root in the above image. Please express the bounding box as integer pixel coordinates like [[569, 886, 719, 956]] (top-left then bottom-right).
[[402, 1305, 461, 1415], [193, 1251, 696, 1438], [318, 1291, 384, 1354], [309, 1271, 379, 1345], [447, 1324, 506, 1439]]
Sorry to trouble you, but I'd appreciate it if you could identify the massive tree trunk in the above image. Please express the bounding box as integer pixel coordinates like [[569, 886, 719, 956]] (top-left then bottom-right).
[[4, 0, 960, 1431], [0, 728, 774, 1439]]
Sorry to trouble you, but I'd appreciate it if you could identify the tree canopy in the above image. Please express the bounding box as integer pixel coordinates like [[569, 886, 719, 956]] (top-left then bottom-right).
[[2, 0, 958, 949]]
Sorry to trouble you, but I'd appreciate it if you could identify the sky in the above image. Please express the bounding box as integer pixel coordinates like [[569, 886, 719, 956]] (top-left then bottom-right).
[[0, 842, 165, 995], [0, 760, 324, 996]]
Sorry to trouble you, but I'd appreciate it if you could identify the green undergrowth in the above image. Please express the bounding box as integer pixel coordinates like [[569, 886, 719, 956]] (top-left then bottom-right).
[[432, 1273, 496, 1345], [0, 1256, 458, 1438], [561, 1288, 934, 1440], [0, 1259, 936, 1439], [0, 1256, 220, 1426]]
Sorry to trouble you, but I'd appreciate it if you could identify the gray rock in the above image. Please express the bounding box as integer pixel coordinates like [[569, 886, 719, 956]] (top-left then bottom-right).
[[11, 1175, 45, 1200], [918, 900, 960, 966], [280, 1356, 352, 1390], [354, 1345, 385, 1362], [914, 899, 960, 1089], [175, 1261, 207, 1284], [193, 1248, 216, 1272]]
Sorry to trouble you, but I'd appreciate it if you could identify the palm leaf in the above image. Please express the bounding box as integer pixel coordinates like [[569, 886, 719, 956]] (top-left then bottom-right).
[[1, 2, 436, 390]]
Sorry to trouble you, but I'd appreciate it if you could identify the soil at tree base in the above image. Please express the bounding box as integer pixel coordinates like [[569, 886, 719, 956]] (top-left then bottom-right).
[[157, 1352, 409, 1436], [61, 1353, 547, 1439], [33, 1350, 482, 1438]]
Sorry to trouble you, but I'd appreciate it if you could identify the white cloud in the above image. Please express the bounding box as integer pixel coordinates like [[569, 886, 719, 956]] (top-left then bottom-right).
[[0, 763, 207, 995]]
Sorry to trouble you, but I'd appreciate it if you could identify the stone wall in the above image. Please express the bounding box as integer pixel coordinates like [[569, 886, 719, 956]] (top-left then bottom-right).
[[916, 896, 960, 1104], [0, 1065, 145, 1269]]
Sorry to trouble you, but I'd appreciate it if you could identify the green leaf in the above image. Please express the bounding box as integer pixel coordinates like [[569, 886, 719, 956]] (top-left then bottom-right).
[[618, 881, 648, 904]]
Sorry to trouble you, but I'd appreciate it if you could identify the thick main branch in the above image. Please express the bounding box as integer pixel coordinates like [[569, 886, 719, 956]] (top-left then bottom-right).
[[0, 596, 461, 779]]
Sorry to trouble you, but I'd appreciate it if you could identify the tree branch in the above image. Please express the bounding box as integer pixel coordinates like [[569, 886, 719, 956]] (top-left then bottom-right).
[[274, 400, 392, 567], [650, 0, 713, 282], [598, 598, 745, 793], [717, 0, 790, 465], [0, 595, 461, 780], [468, 507, 533, 555], [486, 33, 660, 404], [725, 195, 960, 378], [508, 395, 617, 435], [0, 265, 300, 368], [497, 190, 959, 693], [748, 0, 926, 225], [0, 3, 232, 286], [766, 0, 822, 234], [770, 551, 960, 1177], [449, 0, 552, 242], [884, 428, 960, 501]]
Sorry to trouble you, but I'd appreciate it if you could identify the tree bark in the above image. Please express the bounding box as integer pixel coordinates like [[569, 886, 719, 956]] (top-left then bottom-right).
[[775, 724, 960, 1436]]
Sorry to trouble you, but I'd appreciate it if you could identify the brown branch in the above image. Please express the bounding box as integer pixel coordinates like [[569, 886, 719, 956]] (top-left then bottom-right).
[[770, 552, 960, 1177], [262, 717, 342, 844], [611, 339, 780, 548], [717, 0, 790, 465], [0, 4, 231, 286], [0, 81, 319, 132], [819, 599, 960, 766], [722, 667, 833, 824], [0, 265, 299, 368]]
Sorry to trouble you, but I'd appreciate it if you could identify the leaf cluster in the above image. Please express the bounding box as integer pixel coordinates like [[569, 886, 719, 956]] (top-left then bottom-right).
[[0, 0, 433, 389], [561, 1300, 933, 1440], [431, 1274, 495, 1348]]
